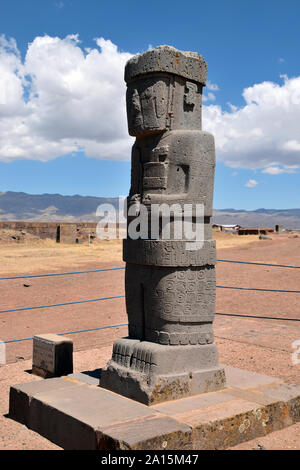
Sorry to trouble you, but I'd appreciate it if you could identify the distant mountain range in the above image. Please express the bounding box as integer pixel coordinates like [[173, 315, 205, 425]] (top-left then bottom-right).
[[0, 191, 120, 222], [0, 191, 299, 229]]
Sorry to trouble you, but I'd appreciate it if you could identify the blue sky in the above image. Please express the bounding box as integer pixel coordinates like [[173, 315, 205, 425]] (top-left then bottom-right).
[[0, 0, 300, 209]]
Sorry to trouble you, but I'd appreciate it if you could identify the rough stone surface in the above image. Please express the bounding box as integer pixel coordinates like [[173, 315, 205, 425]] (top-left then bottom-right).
[[8, 377, 77, 427], [101, 45, 225, 403], [123, 239, 216, 266], [98, 416, 193, 450], [101, 341, 225, 404], [224, 365, 283, 390], [8, 366, 300, 450], [125, 45, 207, 85], [32, 334, 73, 378], [57, 223, 77, 244]]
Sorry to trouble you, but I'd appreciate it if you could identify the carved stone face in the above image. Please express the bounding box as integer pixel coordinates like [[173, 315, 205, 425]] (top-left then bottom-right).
[[126, 76, 170, 136]]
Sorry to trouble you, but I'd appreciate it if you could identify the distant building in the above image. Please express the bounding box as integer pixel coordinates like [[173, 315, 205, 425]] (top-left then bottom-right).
[[238, 227, 274, 236], [0, 221, 98, 244], [212, 224, 241, 232]]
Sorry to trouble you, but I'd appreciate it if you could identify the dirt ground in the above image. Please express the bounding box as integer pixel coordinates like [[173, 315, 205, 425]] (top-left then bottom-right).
[[0, 231, 299, 450]]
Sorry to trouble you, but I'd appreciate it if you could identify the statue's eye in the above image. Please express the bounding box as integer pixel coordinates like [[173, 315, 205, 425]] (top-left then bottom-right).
[[132, 90, 141, 110]]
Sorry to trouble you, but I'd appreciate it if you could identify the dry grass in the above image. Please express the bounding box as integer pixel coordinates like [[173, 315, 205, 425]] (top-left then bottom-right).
[[213, 231, 258, 250], [0, 231, 259, 275], [0, 239, 123, 274]]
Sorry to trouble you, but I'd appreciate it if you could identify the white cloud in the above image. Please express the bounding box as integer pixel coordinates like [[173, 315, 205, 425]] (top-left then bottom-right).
[[245, 179, 258, 188], [0, 34, 133, 162], [206, 80, 219, 91], [203, 75, 300, 170], [0, 34, 300, 172], [203, 81, 219, 102], [202, 92, 216, 102], [281, 140, 300, 152], [262, 166, 296, 175]]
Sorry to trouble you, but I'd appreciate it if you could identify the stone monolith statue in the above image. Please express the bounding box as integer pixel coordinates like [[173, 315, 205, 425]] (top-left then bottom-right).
[[100, 45, 226, 404]]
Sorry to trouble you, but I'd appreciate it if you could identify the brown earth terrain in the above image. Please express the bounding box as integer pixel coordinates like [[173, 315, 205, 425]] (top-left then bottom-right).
[[0, 231, 299, 450]]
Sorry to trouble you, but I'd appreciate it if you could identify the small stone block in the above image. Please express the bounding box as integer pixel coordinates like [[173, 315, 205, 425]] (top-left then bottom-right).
[[32, 334, 73, 378]]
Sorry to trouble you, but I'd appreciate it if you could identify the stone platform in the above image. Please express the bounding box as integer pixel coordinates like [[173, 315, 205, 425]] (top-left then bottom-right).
[[9, 365, 300, 450]]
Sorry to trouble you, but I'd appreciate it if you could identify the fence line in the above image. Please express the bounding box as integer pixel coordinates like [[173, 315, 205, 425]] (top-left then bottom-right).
[[0, 267, 125, 280], [3, 323, 128, 344], [1, 258, 300, 281], [0, 295, 125, 314], [217, 259, 300, 269], [3, 311, 300, 345], [1, 257, 299, 348], [1, 282, 300, 315], [215, 312, 300, 322], [216, 285, 300, 293]]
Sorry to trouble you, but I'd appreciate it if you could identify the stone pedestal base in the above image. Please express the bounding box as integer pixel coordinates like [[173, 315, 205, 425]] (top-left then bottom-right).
[[8, 366, 300, 450], [100, 338, 226, 405]]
